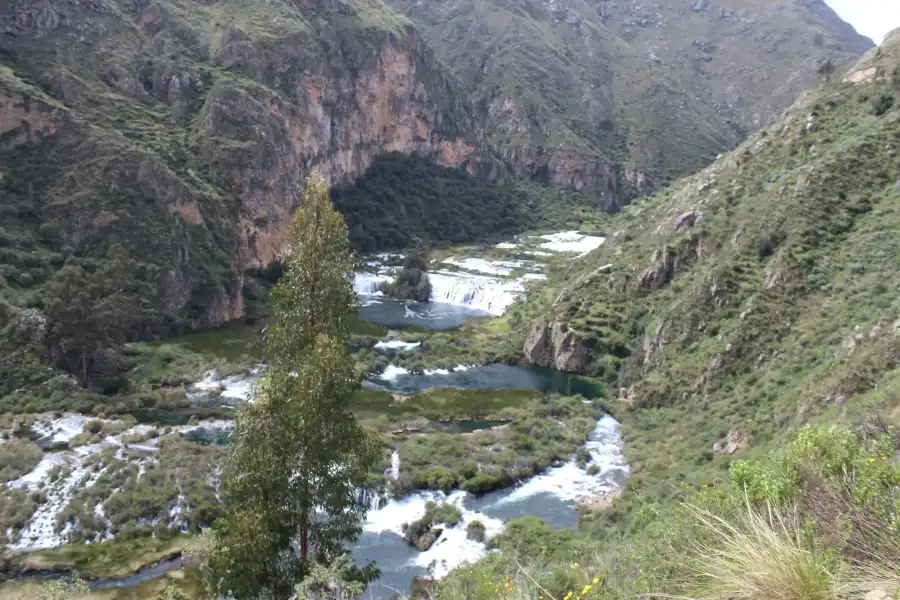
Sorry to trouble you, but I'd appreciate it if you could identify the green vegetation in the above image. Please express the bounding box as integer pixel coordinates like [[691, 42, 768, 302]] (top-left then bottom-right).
[[435, 422, 899, 600], [382, 393, 599, 495], [511, 45, 900, 522], [332, 153, 531, 252], [0, 438, 42, 483], [403, 502, 463, 550], [12, 536, 194, 579], [379, 250, 432, 302], [43, 244, 157, 388], [466, 520, 486, 542], [205, 176, 379, 598]]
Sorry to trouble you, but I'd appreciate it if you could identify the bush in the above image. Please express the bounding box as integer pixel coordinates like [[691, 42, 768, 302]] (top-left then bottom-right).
[[688, 502, 841, 600], [466, 520, 486, 542], [379, 251, 432, 302], [0, 438, 43, 483], [872, 93, 895, 116]]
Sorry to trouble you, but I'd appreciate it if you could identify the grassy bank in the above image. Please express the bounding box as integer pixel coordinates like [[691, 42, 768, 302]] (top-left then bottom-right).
[[10, 536, 196, 580]]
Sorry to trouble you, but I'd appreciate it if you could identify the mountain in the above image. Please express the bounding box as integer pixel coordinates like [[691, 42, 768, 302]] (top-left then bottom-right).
[[384, 0, 874, 204], [0, 0, 873, 355], [0, 0, 473, 330], [520, 28, 900, 496]]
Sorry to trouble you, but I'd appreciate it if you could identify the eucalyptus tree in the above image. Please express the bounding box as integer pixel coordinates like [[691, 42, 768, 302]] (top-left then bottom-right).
[[206, 175, 379, 599]]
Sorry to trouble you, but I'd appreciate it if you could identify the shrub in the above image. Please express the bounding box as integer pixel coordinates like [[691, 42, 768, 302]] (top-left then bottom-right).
[[688, 502, 840, 600], [0, 438, 43, 483], [872, 93, 895, 117], [466, 520, 486, 542]]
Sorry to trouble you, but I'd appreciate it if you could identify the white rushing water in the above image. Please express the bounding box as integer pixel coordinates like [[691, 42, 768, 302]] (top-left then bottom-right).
[[354, 272, 394, 295], [359, 414, 628, 581], [373, 340, 422, 352], [192, 367, 261, 402], [352, 231, 607, 317], [428, 271, 525, 316], [537, 231, 606, 257], [441, 257, 526, 277]]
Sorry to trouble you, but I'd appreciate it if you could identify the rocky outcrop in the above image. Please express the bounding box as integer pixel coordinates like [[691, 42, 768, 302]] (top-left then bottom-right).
[[0, 0, 474, 330], [523, 322, 588, 373], [713, 428, 753, 454], [638, 246, 677, 292]]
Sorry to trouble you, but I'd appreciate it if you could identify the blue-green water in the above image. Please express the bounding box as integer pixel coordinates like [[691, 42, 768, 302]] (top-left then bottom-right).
[[358, 297, 490, 330], [364, 363, 604, 399]]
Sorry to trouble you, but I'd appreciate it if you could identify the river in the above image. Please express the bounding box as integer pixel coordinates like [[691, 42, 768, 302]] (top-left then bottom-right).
[[6, 234, 625, 596]]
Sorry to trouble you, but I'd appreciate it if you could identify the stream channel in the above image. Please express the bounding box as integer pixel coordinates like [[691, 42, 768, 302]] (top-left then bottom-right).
[[10, 270, 628, 596]]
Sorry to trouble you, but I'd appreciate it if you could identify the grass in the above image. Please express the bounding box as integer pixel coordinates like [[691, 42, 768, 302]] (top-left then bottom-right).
[[688, 502, 840, 600], [0, 439, 43, 483], [0, 564, 206, 600], [11, 536, 194, 579], [434, 422, 899, 600]]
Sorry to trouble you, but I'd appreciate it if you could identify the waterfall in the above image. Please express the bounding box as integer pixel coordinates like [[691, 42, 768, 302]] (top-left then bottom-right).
[[428, 271, 525, 316], [353, 273, 394, 295], [387, 449, 400, 481], [356, 487, 388, 511]]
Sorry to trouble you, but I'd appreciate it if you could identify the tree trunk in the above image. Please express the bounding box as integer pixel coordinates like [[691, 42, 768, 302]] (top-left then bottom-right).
[[300, 509, 308, 562]]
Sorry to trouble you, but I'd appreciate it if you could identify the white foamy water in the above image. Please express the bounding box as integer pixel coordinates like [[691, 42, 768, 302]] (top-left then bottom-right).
[[492, 415, 628, 506], [373, 340, 422, 351], [442, 257, 525, 277], [363, 490, 505, 579], [192, 368, 260, 402], [354, 232, 609, 317], [429, 271, 525, 316], [29, 414, 95, 445], [354, 272, 395, 295], [538, 231, 606, 257], [378, 365, 412, 381], [357, 414, 628, 584], [387, 450, 401, 481]]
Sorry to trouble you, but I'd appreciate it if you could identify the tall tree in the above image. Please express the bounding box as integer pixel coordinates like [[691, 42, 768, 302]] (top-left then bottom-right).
[[43, 244, 155, 386], [205, 175, 379, 599]]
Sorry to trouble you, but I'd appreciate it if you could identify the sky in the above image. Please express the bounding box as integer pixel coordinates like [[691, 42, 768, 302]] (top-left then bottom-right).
[[824, 0, 900, 45]]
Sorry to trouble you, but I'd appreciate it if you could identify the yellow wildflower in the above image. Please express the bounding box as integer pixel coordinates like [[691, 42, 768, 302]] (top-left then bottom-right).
[[592, 578, 600, 584]]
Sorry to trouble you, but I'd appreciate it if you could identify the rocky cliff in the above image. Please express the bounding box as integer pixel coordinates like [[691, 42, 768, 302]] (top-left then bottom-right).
[[0, 0, 473, 328], [521, 29, 900, 486], [384, 0, 873, 205]]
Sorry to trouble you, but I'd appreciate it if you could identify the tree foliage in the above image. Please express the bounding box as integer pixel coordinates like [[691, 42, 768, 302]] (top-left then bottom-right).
[[331, 153, 531, 253], [205, 175, 379, 599], [43, 244, 157, 386], [379, 250, 432, 302]]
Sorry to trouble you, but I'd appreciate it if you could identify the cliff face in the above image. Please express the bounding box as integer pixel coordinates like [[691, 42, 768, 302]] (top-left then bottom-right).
[[384, 0, 873, 205], [0, 0, 473, 328], [384, 0, 745, 208], [594, 0, 874, 130], [524, 29, 900, 413]]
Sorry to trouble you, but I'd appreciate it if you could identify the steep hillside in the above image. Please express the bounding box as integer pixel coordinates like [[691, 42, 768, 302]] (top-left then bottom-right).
[[521, 29, 900, 499], [596, 0, 874, 129], [0, 0, 473, 330], [384, 0, 745, 206], [385, 0, 872, 203]]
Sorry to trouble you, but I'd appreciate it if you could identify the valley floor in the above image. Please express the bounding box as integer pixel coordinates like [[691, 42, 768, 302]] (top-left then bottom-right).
[[0, 230, 623, 597]]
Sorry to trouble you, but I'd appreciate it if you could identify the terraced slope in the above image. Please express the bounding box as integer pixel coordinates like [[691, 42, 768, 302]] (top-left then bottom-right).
[[521, 30, 900, 498]]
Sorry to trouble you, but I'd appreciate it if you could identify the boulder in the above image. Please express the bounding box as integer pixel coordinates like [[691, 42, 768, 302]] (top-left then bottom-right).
[[674, 210, 704, 231], [638, 247, 677, 291], [713, 428, 753, 454], [523, 322, 588, 373]]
